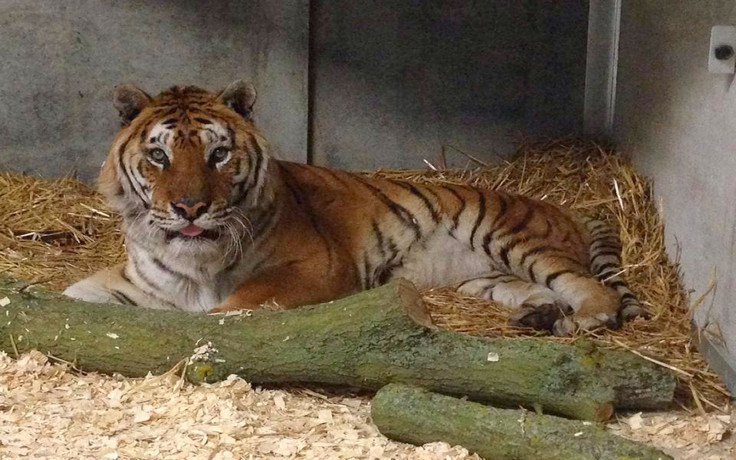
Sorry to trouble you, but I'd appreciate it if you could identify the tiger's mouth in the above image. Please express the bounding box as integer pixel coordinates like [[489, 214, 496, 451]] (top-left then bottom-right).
[[164, 224, 221, 241]]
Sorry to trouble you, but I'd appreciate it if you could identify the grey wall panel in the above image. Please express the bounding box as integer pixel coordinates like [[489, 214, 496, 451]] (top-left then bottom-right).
[[614, 1, 736, 390], [0, 0, 308, 182], [310, 0, 588, 170]]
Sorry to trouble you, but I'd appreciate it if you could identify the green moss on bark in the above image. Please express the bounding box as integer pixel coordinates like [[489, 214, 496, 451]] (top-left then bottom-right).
[[372, 384, 672, 460], [0, 277, 675, 421]]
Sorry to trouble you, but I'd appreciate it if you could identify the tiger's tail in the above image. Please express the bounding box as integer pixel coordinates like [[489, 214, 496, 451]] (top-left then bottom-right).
[[584, 218, 645, 323]]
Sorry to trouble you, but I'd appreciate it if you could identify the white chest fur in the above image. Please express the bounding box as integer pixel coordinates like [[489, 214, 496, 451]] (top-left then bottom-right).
[[392, 229, 493, 290]]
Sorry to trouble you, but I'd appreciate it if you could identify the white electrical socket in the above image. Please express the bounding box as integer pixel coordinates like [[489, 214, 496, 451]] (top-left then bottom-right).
[[709, 26, 736, 74]]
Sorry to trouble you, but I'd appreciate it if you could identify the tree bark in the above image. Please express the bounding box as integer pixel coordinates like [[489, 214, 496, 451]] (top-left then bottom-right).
[[372, 383, 672, 460], [0, 277, 674, 421]]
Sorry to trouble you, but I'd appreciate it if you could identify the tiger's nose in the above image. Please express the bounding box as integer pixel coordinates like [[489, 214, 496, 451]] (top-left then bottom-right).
[[171, 198, 209, 221]]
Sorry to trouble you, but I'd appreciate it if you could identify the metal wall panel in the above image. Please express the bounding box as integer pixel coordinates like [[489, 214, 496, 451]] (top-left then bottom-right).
[[614, 0, 736, 391]]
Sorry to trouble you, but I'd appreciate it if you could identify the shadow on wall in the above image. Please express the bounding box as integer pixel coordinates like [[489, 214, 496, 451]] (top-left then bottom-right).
[[310, 0, 588, 170]]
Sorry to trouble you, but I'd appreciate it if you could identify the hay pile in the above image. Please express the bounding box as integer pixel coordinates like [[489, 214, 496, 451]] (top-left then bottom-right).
[[0, 139, 732, 458], [371, 139, 729, 412]]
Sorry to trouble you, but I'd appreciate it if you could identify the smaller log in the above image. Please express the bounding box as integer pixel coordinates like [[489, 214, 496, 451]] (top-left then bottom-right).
[[371, 384, 672, 460]]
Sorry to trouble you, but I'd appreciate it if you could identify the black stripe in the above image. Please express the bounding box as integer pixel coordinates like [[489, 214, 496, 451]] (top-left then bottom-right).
[[545, 270, 575, 288], [607, 280, 627, 289], [469, 191, 486, 250], [482, 232, 492, 255], [249, 134, 265, 201], [117, 139, 150, 209], [443, 185, 466, 231], [593, 261, 620, 273], [152, 257, 195, 284], [484, 272, 511, 281], [621, 292, 637, 300], [120, 267, 133, 285], [591, 241, 622, 252], [595, 271, 618, 281], [518, 245, 554, 267], [320, 167, 354, 188], [587, 220, 608, 231], [385, 237, 399, 263], [110, 290, 137, 306], [499, 245, 510, 268], [591, 235, 621, 245], [457, 272, 512, 290], [527, 261, 537, 283], [591, 249, 621, 259], [280, 167, 335, 270], [193, 117, 211, 125], [372, 220, 387, 258], [357, 178, 421, 240], [130, 255, 161, 291], [251, 201, 277, 239], [400, 182, 440, 223], [490, 193, 509, 228]]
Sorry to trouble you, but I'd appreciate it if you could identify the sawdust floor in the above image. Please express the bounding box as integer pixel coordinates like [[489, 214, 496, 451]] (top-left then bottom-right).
[[1, 351, 732, 459], [1, 351, 479, 460]]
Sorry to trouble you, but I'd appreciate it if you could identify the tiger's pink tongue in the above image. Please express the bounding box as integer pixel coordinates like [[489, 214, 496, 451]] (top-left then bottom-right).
[[179, 224, 204, 237]]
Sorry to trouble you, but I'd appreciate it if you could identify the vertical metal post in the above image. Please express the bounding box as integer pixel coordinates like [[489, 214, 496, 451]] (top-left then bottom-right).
[[584, 0, 622, 140]]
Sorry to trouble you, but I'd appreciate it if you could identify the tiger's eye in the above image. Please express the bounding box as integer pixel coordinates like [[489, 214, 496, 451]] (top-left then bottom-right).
[[148, 148, 168, 164], [211, 147, 230, 164]]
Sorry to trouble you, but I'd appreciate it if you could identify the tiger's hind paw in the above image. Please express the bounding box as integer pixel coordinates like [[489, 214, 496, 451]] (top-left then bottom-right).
[[619, 303, 649, 322], [552, 312, 619, 336], [509, 296, 572, 332]]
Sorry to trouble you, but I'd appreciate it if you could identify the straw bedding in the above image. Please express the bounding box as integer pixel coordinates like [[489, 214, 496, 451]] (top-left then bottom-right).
[[0, 138, 732, 459]]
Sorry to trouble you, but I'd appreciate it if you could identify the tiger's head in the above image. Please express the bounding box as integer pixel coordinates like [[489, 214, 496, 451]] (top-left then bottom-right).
[[99, 81, 270, 257]]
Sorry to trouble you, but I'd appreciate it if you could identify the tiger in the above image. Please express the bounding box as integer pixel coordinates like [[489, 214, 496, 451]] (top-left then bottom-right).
[[63, 80, 643, 336]]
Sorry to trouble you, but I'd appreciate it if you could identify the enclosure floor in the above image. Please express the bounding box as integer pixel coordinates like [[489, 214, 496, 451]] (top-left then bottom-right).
[[1, 352, 732, 460], [1, 139, 733, 459], [0, 352, 478, 460]]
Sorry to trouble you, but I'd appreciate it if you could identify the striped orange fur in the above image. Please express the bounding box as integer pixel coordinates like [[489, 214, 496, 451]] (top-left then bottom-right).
[[64, 81, 643, 335]]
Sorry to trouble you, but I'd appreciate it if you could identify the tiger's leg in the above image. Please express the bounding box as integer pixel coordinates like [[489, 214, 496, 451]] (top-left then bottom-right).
[[63, 264, 172, 309], [528, 256, 621, 335], [212, 260, 355, 312], [457, 271, 572, 331]]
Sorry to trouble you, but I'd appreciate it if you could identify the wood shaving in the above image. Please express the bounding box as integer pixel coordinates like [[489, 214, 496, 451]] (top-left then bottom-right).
[[0, 351, 477, 459]]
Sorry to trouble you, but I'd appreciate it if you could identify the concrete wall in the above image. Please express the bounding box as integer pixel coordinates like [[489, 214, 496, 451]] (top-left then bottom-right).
[[310, 0, 589, 170], [0, 1, 588, 178], [0, 0, 308, 182], [614, 1, 736, 389]]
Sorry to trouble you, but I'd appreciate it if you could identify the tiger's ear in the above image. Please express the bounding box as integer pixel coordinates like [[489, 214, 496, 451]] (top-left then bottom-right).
[[218, 80, 257, 120], [113, 84, 152, 125]]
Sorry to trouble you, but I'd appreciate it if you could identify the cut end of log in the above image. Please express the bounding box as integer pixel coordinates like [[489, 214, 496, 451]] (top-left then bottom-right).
[[395, 278, 436, 329], [595, 402, 614, 422]]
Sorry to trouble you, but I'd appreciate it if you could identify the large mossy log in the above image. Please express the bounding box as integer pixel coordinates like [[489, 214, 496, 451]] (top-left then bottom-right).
[[0, 277, 674, 421], [372, 384, 672, 460]]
